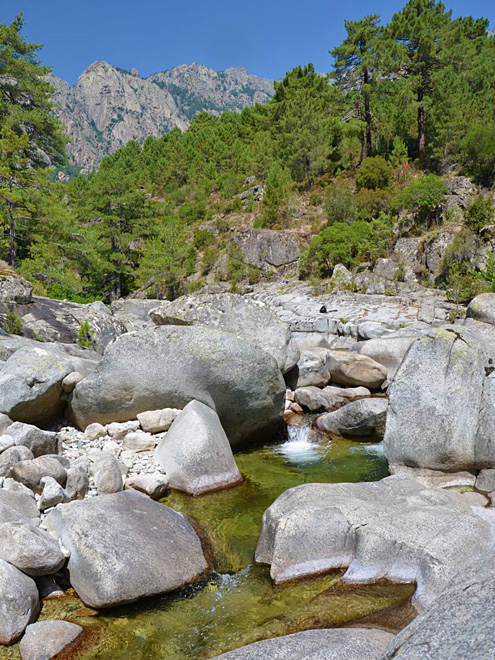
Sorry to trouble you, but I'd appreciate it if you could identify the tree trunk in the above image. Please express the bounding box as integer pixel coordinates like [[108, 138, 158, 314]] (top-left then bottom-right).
[[417, 87, 426, 163], [7, 180, 16, 269], [8, 207, 17, 269], [363, 69, 372, 159]]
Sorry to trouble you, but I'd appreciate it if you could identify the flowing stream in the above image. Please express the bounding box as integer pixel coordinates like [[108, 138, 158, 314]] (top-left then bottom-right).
[[1, 423, 413, 660]]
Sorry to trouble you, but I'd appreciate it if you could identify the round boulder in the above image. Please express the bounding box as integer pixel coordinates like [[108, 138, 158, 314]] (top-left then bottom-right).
[[69, 326, 286, 447]]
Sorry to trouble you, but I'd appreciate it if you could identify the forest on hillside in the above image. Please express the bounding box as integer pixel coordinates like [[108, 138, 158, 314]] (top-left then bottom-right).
[[1, 0, 495, 305]]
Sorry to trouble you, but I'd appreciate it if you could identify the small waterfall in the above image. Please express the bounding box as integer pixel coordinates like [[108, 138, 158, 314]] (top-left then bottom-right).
[[287, 421, 310, 444], [276, 417, 326, 463]]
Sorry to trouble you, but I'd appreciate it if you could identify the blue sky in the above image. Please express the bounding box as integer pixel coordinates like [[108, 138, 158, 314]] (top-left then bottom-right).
[[2, 1, 494, 85]]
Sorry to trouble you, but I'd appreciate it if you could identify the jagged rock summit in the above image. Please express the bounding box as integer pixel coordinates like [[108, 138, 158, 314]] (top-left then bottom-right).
[[48, 61, 273, 170]]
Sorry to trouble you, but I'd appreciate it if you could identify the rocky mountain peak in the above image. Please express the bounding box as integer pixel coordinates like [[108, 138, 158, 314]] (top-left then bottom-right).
[[49, 61, 274, 171]]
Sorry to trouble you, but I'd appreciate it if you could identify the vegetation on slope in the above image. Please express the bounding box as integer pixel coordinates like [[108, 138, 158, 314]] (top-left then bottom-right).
[[1, 2, 495, 304]]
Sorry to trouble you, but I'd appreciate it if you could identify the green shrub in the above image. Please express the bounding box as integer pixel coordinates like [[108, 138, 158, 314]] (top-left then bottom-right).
[[260, 163, 291, 228], [398, 174, 448, 223], [356, 188, 393, 219], [355, 156, 391, 191], [324, 184, 357, 225], [1, 310, 22, 335], [193, 228, 215, 249], [300, 214, 393, 277], [464, 195, 494, 233], [77, 320, 95, 349], [202, 246, 219, 274], [463, 124, 495, 187]]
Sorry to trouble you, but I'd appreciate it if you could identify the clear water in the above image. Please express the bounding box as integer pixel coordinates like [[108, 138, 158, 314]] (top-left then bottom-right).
[[1, 428, 404, 660]]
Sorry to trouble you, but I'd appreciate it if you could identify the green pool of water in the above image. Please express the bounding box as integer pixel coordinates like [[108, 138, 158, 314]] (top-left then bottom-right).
[[2, 433, 404, 660]]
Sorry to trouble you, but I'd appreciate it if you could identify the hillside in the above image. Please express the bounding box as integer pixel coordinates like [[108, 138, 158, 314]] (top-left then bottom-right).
[[48, 61, 274, 171]]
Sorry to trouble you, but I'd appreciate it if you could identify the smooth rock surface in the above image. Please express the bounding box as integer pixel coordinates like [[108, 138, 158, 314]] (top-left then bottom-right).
[[210, 628, 394, 660], [38, 477, 68, 510], [154, 400, 242, 495], [352, 337, 414, 382], [19, 620, 83, 660], [137, 408, 178, 433], [9, 423, 59, 458], [0, 446, 34, 478], [64, 465, 89, 501], [381, 551, 495, 659], [383, 327, 487, 470], [0, 559, 39, 644], [315, 398, 388, 439], [0, 344, 96, 426], [255, 476, 495, 610], [44, 490, 209, 608], [126, 473, 169, 500], [327, 351, 388, 389], [150, 293, 299, 374], [389, 464, 476, 489], [122, 431, 156, 453], [285, 348, 331, 389], [466, 292, 495, 327], [93, 455, 123, 495], [69, 325, 286, 447], [0, 522, 66, 576], [11, 457, 67, 495]]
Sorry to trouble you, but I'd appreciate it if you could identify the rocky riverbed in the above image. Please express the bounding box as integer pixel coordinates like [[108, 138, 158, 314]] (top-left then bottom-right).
[[0, 273, 495, 660]]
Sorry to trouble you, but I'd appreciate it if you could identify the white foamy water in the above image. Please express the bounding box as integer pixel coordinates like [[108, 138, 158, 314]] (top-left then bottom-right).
[[274, 423, 327, 463]]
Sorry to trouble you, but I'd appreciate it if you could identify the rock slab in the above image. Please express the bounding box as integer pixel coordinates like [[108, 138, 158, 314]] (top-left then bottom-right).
[[210, 628, 394, 660]]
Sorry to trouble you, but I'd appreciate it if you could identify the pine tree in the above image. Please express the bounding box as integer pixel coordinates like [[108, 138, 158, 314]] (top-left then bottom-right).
[[0, 15, 67, 267], [270, 64, 343, 187], [331, 15, 382, 160], [385, 0, 452, 163]]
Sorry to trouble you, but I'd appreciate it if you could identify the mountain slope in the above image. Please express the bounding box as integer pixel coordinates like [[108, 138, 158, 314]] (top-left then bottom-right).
[[48, 61, 274, 171]]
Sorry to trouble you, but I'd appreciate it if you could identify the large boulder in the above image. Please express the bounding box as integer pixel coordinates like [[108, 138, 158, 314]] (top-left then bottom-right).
[[69, 326, 286, 447], [255, 476, 495, 610], [210, 628, 394, 660], [0, 489, 39, 523], [380, 551, 495, 660], [315, 398, 388, 439], [44, 490, 209, 608], [0, 522, 66, 576], [351, 337, 414, 383], [149, 293, 299, 374], [0, 446, 34, 479], [0, 559, 39, 644], [294, 385, 370, 414], [0, 272, 32, 305], [14, 296, 127, 353], [19, 621, 83, 660], [285, 348, 331, 389], [230, 229, 301, 270], [154, 400, 242, 495], [383, 327, 486, 471], [0, 343, 97, 426], [327, 351, 388, 389], [8, 422, 59, 458]]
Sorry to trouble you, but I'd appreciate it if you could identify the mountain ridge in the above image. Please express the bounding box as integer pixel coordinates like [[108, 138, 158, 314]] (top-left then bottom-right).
[[48, 61, 274, 171]]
